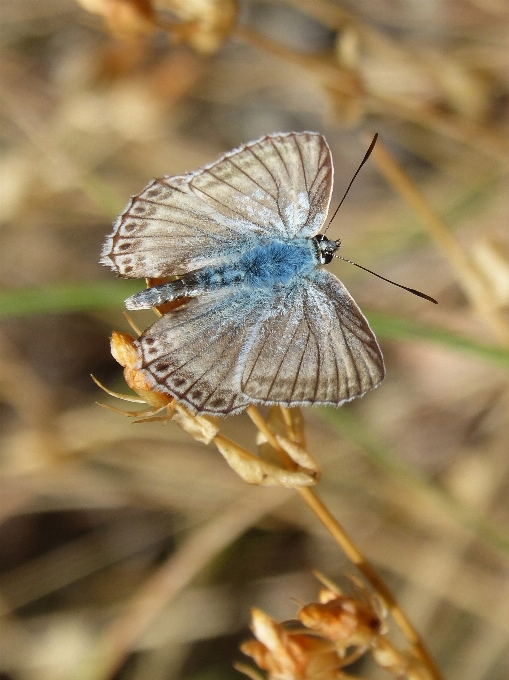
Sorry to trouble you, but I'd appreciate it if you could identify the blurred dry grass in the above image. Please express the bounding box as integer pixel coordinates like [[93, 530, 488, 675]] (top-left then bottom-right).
[[1, 1, 509, 679]]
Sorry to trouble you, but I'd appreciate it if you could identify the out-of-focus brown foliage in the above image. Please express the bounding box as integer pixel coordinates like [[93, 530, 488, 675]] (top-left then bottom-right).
[[1, 1, 509, 679], [76, 0, 239, 52], [77, 0, 157, 36]]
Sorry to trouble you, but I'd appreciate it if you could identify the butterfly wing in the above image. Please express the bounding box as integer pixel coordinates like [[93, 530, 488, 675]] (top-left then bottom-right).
[[240, 270, 385, 407], [134, 288, 273, 415], [134, 269, 383, 414], [101, 132, 333, 278]]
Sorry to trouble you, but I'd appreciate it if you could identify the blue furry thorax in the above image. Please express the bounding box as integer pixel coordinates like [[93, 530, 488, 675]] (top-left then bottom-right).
[[239, 239, 316, 286], [192, 239, 318, 291]]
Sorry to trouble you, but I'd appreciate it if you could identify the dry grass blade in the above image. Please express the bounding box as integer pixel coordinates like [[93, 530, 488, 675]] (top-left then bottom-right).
[[75, 488, 291, 680], [367, 134, 509, 345]]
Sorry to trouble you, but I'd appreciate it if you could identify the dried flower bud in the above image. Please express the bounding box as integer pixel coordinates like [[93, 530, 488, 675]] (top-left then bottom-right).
[[298, 594, 382, 654], [110, 331, 172, 408], [214, 435, 318, 488], [172, 403, 219, 444], [240, 608, 344, 680], [76, 0, 156, 36], [371, 637, 433, 680], [275, 434, 321, 478]]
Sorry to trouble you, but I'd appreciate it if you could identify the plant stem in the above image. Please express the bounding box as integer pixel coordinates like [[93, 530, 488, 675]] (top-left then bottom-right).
[[367, 133, 509, 346], [248, 406, 443, 680], [297, 485, 442, 680]]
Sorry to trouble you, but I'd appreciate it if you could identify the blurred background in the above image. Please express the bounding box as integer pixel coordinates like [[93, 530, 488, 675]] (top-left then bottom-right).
[[1, 1, 509, 679]]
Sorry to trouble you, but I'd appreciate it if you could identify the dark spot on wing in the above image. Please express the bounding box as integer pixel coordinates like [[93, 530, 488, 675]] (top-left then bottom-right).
[[146, 187, 162, 199]]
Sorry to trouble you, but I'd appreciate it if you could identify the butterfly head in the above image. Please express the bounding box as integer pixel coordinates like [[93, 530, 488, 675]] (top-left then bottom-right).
[[312, 234, 341, 265]]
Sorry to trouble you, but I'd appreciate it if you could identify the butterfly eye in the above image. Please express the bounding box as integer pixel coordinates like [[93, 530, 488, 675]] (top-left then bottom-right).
[[312, 234, 339, 265]]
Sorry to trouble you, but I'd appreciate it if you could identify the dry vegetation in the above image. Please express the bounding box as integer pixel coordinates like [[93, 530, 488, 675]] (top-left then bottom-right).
[[1, 1, 509, 679]]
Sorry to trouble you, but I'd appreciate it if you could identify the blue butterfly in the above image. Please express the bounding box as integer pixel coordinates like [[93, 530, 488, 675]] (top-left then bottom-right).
[[101, 132, 385, 415]]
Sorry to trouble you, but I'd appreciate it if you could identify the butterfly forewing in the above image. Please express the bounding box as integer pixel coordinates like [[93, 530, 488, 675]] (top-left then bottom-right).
[[101, 132, 333, 279], [190, 133, 333, 239]]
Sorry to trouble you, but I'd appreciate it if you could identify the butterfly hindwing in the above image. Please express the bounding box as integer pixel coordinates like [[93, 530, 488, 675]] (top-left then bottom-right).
[[135, 288, 270, 415], [240, 270, 385, 407], [135, 269, 384, 415], [101, 132, 333, 278]]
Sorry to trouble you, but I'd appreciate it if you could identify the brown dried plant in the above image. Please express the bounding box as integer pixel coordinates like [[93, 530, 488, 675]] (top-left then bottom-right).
[[95, 305, 443, 679], [3, 1, 509, 679], [76, 0, 239, 53], [237, 574, 434, 680]]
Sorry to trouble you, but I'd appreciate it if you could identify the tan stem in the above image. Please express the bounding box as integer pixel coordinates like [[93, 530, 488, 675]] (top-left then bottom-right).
[[367, 134, 509, 345], [248, 407, 442, 680], [247, 405, 297, 469], [297, 486, 442, 680]]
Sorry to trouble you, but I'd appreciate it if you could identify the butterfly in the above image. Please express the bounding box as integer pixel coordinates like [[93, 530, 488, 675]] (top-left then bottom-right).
[[101, 132, 385, 415]]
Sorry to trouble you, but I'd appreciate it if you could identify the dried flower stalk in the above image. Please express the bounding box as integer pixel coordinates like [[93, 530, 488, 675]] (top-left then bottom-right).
[[238, 576, 434, 680], [97, 326, 443, 680]]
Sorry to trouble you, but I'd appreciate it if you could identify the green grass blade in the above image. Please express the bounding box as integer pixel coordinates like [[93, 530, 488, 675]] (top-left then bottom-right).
[[367, 311, 509, 369], [0, 281, 142, 317], [1, 284, 509, 370]]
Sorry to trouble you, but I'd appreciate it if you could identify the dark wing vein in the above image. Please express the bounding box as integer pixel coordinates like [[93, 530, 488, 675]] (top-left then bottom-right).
[[226, 158, 278, 202], [189, 182, 254, 221], [122, 215, 230, 240], [289, 329, 311, 402], [307, 156, 330, 195], [303, 305, 321, 401], [247, 146, 288, 227], [160, 179, 188, 193], [269, 137, 291, 180], [293, 137, 309, 194], [266, 314, 302, 399]]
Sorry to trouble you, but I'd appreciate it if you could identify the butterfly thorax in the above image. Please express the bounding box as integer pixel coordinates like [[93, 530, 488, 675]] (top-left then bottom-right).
[[125, 237, 337, 311], [237, 238, 317, 286]]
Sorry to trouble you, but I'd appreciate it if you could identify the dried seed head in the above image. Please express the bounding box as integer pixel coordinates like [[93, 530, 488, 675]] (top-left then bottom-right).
[[298, 594, 382, 654], [76, 0, 156, 36], [110, 331, 172, 408], [240, 608, 344, 680]]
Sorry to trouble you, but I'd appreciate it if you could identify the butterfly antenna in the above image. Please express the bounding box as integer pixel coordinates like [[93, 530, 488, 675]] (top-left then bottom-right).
[[323, 133, 378, 235], [335, 255, 438, 304]]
